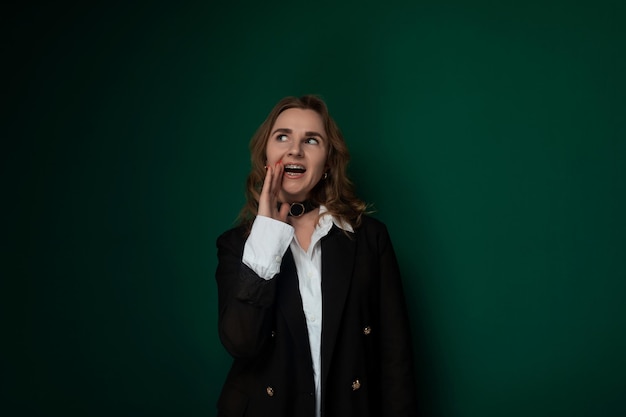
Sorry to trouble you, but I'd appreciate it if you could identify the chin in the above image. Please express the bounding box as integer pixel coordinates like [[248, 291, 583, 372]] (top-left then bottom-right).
[[282, 192, 309, 202]]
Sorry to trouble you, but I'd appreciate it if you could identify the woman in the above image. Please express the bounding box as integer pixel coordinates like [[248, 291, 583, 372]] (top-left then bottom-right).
[[216, 95, 417, 417]]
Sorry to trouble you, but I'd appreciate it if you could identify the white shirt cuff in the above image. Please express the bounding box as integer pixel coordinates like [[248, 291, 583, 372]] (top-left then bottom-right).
[[242, 216, 294, 280]]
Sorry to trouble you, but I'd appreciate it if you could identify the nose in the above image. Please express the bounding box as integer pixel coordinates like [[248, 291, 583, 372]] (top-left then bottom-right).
[[288, 140, 303, 157]]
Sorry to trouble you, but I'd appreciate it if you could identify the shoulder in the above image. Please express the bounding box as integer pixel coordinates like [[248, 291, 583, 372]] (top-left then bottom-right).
[[355, 214, 389, 234], [352, 215, 394, 246]]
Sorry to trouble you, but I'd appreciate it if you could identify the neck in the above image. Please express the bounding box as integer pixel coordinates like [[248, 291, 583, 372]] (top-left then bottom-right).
[[279, 199, 318, 217], [287, 206, 319, 228]]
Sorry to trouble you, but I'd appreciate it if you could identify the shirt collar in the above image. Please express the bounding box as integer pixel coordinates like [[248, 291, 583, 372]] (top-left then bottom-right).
[[318, 205, 354, 233]]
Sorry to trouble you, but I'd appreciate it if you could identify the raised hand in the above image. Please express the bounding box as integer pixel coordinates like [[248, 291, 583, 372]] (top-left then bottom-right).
[[258, 161, 290, 222]]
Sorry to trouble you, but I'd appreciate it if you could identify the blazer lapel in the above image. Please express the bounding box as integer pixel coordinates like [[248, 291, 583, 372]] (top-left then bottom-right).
[[320, 226, 357, 388]]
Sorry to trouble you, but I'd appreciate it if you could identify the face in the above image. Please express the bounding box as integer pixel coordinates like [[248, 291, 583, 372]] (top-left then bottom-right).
[[266, 108, 328, 202]]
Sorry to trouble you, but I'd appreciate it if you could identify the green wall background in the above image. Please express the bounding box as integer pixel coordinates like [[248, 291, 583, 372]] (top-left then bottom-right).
[[5, 1, 625, 416]]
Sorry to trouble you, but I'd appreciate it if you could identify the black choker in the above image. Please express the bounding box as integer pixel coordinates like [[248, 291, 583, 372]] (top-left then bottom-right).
[[285, 200, 317, 217]]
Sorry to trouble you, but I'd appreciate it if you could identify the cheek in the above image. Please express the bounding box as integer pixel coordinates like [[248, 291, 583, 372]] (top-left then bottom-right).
[[316, 154, 329, 171], [266, 141, 287, 163], [265, 145, 277, 163]]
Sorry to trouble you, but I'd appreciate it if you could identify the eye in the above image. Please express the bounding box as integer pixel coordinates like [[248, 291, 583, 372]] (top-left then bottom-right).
[[305, 137, 320, 145], [276, 134, 288, 142]]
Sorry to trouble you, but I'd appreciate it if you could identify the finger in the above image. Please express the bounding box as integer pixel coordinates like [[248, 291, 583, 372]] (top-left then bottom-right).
[[259, 165, 270, 197], [271, 161, 284, 198], [258, 165, 274, 217], [278, 202, 290, 222]]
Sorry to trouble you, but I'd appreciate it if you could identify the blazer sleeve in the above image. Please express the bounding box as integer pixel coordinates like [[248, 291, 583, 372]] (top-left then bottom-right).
[[376, 224, 418, 416], [216, 228, 278, 359]]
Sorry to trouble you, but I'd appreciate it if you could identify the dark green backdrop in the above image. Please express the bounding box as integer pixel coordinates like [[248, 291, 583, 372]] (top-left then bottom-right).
[[5, 1, 625, 416]]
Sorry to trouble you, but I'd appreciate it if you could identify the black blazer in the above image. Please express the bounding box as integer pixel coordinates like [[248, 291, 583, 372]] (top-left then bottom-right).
[[215, 215, 417, 417]]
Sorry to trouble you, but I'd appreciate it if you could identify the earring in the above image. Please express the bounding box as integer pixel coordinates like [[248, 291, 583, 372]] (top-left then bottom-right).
[[323, 172, 328, 180]]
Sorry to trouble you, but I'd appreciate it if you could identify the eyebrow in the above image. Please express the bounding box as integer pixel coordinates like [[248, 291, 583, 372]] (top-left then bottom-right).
[[271, 128, 325, 138]]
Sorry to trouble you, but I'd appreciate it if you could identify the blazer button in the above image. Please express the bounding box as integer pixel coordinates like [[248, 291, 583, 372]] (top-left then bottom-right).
[[351, 379, 361, 391], [363, 326, 372, 335], [266, 386, 274, 397], [271, 330, 276, 338]]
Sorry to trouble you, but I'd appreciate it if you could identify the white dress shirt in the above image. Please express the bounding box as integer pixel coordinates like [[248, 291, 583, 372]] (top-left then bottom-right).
[[242, 206, 353, 417]]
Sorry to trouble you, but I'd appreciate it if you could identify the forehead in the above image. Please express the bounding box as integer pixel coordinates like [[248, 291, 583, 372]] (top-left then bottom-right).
[[272, 108, 325, 134]]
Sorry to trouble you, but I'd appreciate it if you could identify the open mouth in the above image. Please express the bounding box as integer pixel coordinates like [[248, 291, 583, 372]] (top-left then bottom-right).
[[284, 164, 306, 175]]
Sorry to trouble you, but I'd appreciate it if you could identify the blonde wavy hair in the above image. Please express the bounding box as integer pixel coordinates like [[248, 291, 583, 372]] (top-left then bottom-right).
[[238, 95, 368, 229]]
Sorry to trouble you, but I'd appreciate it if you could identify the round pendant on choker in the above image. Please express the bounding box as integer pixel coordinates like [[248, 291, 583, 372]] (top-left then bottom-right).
[[287, 200, 317, 217]]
